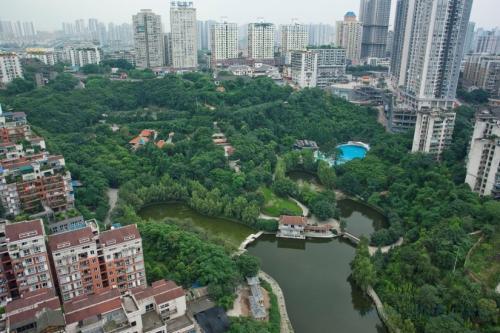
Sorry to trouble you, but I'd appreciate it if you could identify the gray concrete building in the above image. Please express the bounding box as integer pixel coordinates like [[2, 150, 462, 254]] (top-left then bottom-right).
[[359, 0, 391, 59]]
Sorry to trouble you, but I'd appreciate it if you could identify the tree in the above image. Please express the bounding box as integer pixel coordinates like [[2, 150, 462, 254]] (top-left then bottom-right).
[[350, 237, 376, 291], [476, 298, 498, 325], [234, 254, 260, 278], [49, 73, 78, 91], [6, 78, 35, 95], [317, 160, 336, 189]]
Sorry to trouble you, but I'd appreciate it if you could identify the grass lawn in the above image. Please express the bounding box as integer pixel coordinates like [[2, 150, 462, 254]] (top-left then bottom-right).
[[260, 187, 302, 217], [466, 231, 500, 290]]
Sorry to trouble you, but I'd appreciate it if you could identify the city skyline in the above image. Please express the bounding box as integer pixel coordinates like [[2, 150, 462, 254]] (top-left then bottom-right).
[[1, 0, 498, 31]]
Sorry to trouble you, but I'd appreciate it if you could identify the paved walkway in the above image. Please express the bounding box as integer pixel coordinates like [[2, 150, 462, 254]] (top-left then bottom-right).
[[258, 271, 294, 333], [289, 197, 309, 216], [368, 237, 404, 256], [235, 232, 264, 255]]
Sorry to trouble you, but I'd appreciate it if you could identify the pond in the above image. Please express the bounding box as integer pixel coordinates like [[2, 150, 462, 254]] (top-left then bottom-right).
[[247, 235, 387, 333], [138, 202, 254, 247], [138, 200, 387, 333], [337, 199, 388, 237]]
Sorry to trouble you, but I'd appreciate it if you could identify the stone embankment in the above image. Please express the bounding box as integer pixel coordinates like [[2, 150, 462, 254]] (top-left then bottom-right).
[[258, 271, 294, 333]]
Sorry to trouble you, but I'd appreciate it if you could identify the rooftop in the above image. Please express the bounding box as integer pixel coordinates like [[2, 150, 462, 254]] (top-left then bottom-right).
[[131, 279, 185, 304], [5, 219, 44, 242], [48, 226, 95, 251], [279, 215, 307, 226], [98, 224, 141, 247], [64, 288, 122, 324], [142, 311, 165, 332]]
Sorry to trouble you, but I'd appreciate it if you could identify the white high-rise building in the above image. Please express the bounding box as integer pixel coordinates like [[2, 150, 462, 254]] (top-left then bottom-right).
[[475, 31, 500, 54], [464, 22, 476, 55], [133, 9, 164, 69], [411, 108, 456, 159], [210, 22, 238, 67], [359, 0, 391, 58], [391, 0, 473, 112], [307, 24, 335, 46], [336, 12, 362, 65], [281, 23, 308, 54], [0, 52, 23, 86], [170, 1, 198, 70], [248, 23, 275, 60], [291, 50, 318, 88], [465, 109, 500, 198]]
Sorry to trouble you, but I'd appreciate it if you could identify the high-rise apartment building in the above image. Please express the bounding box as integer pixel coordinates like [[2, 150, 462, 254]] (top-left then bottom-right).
[[465, 109, 500, 198], [210, 22, 239, 67], [197, 20, 215, 50], [62, 45, 102, 67], [25, 48, 57, 66], [411, 109, 456, 159], [98, 225, 146, 292], [291, 50, 318, 88], [170, 1, 198, 70], [281, 24, 308, 54], [475, 31, 500, 54], [48, 226, 101, 302], [164, 32, 173, 66], [0, 52, 23, 86], [307, 24, 335, 46], [248, 23, 275, 60], [336, 12, 362, 65], [0, 110, 74, 217], [48, 224, 145, 302], [390, 0, 472, 133], [133, 9, 164, 69], [1, 220, 54, 300], [391, 0, 472, 111], [310, 47, 347, 88], [359, 0, 391, 58], [463, 54, 500, 98], [464, 22, 476, 55]]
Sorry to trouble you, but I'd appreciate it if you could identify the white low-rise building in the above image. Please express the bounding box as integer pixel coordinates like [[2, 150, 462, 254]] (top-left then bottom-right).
[[277, 215, 307, 239]]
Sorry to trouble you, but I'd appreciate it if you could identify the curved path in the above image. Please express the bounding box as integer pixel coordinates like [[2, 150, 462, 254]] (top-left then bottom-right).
[[289, 197, 309, 216], [258, 271, 294, 333], [368, 237, 404, 256]]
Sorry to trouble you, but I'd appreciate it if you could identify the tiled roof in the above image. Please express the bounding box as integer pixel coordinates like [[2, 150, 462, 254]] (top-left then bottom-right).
[[279, 215, 307, 226], [5, 219, 44, 242], [140, 129, 156, 137], [98, 224, 141, 247], [131, 279, 185, 304], [6, 289, 61, 326], [48, 226, 95, 251], [64, 288, 122, 324], [156, 140, 166, 149]]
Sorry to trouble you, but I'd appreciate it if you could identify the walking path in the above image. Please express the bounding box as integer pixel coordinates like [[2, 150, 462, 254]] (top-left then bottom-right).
[[104, 188, 119, 226], [236, 231, 264, 255], [289, 197, 309, 216], [258, 271, 294, 333], [368, 237, 404, 256]]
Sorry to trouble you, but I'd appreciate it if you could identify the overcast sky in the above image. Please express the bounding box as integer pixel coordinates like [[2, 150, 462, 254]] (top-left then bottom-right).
[[0, 0, 498, 31]]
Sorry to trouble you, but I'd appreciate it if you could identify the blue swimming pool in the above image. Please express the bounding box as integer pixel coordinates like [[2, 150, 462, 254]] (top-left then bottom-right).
[[337, 144, 368, 164], [315, 142, 369, 166]]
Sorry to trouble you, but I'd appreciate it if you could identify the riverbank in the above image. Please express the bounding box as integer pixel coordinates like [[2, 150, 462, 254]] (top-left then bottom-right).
[[259, 271, 294, 333]]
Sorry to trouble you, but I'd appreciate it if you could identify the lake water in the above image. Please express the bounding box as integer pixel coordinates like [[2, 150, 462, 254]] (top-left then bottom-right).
[[138, 202, 254, 247], [138, 200, 387, 333]]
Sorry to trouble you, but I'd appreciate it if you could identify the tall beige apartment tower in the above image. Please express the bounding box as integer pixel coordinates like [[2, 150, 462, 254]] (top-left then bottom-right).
[[133, 9, 164, 69], [170, 1, 198, 70], [336, 12, 362, 65]]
